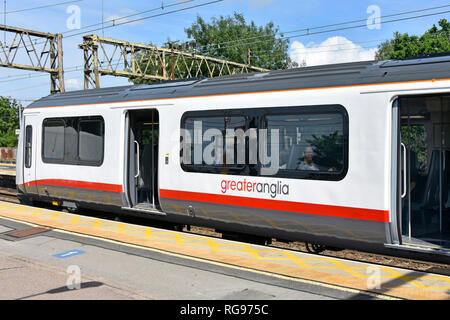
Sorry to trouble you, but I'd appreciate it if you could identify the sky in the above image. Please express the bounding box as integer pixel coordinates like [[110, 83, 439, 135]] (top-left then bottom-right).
[[0, 0, 449, 106]]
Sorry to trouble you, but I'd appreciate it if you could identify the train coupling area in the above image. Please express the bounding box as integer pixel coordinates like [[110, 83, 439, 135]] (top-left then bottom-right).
[[0, 200, 449, 300]]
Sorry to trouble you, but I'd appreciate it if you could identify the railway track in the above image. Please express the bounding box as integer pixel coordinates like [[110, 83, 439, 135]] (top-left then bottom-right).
[[0, 187, 448, 276]]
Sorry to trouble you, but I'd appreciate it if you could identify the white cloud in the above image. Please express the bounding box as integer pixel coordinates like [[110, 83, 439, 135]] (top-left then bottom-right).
[[290, 36, 377, 67], [65, 78, 82, 90]]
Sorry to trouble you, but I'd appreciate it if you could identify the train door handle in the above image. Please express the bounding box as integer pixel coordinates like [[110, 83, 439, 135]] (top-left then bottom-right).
[[401, 142, 407, 198], [134, 140, 140, 178]]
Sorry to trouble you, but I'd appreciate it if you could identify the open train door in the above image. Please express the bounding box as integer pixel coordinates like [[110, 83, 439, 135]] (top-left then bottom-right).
[[394, 95, 450, 251], [124, 109, 164, 215]]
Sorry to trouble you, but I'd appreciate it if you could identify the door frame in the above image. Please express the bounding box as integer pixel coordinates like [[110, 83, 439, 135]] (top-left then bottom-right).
[[22, 114, 38, 195], [125, 109, 160, 210], [390, 98, 402, 245], [392, 94, 450, 248]]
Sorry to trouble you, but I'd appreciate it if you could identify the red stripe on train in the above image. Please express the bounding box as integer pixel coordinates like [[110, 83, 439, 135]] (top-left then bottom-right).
[[159, 189, 389, 223], [20, 179, 123, 193]]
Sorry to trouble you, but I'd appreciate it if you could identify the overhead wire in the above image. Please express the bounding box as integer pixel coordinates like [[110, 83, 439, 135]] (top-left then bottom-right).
[[195, 9, 450, 54], [1, 2, 449, 97], [0, 0, 222, 84], [63, 0, 225, 39], [0, 0, 83, 15], [0, 0, 214, 55], [0, 31, 447, 86], [62, 0, 196, 37], [191, 5, 450, 54]]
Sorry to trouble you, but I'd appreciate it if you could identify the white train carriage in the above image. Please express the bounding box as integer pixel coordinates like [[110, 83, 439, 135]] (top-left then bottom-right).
[[16, 55, 450, 261]]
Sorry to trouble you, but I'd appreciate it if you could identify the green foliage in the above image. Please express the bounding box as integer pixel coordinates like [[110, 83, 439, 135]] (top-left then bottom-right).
[[0, 97, 22, 147], [307, 131, 344, 171], [376, 19, 450, 60], [401, 125, 428, 168], [0, 130, 19, 147], [131, 12, 296, 85], [185, 13, 297, 70]]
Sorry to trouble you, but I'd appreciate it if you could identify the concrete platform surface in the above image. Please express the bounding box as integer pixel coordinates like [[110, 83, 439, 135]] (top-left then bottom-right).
[[0, 200, 449, 300]]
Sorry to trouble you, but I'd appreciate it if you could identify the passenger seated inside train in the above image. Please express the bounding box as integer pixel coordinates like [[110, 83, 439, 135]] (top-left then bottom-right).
[[281, 144, 341, 173], [296, 146, 319, 171], [282, 145, 323, 171]]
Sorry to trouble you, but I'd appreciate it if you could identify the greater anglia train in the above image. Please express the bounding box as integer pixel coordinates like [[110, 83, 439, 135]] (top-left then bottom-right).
[[17, 54, 450, 263]]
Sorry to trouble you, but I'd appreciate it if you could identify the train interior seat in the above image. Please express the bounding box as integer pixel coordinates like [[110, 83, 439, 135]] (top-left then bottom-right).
[[418, 150, 440, 209], [409, 149, 450, 234], [138, 143, 153, 203], [410, 150, 440, 233]]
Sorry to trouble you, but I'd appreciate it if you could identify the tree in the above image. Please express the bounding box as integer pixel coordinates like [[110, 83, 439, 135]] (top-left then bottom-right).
[[376, 19, 450, 60], [307, 131, 344, 171], [0, 97, 22, 147], [185, 13, 297, 70], [131, 13, 296, 85]]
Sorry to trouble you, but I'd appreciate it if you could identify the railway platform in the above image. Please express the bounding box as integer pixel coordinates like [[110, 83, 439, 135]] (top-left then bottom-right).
[[0, 164, 16, 190], [0, 200, 449, 300], [0, 163, 15, 176]]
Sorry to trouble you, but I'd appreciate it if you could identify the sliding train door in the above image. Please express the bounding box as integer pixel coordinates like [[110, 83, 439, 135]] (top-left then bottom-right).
[[127, 109, 160, 211], [397, 95, 450, 249], [22, 114, 38, 195]]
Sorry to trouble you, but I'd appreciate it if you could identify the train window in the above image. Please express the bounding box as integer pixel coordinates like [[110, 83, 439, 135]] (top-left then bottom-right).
[[43, 119, 65, 161], [182, 115, 247, 173], [78, 119, 104, 163], [180, 105, 348, 181], [64, 118, 79, 163], [263, 111, 347, 180], [25, 125, 32, 168], [42, 116, 104, 166]]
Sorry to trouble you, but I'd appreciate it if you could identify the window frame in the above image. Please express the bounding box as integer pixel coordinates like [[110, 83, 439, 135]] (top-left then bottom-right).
[[261, 104, 349, 181], [41, 116, 105, 166], [180, 110, 250, 175], [180, 105, 349, 181], [42, 118, 65, 163]]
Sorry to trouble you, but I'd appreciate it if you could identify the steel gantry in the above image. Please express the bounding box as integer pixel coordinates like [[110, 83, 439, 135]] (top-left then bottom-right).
[[0, 24, 64, 94], [79, 34, 269, 89]]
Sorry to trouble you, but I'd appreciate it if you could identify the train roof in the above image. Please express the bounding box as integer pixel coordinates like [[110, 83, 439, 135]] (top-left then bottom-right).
[[26, 54, 450, 109]]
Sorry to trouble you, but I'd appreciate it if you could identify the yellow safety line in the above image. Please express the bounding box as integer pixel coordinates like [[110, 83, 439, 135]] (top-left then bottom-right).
[[0, 170, 16, 175], [52, 227, 400, 300], [0, 213, 398, 300], [1, 203, 450, 296], [0, 163, 16, 167]]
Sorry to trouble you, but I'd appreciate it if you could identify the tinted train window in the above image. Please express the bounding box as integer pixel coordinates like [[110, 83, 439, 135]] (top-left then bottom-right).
[[264, 111, 347, 180], [79, 119, 104, 163], [42, 116, 104, 166], [183, 116, 246, 167], [43, 119, 65, 161], [64, 118, 79, 163], [180, 105, 348, 181]]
